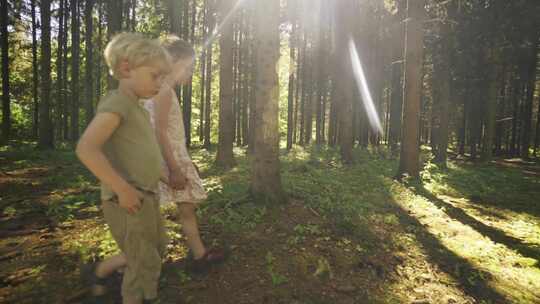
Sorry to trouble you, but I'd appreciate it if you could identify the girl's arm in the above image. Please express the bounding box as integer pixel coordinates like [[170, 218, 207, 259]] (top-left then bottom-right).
[[154, 89, 187, 190], [76, 113, 143, 214]]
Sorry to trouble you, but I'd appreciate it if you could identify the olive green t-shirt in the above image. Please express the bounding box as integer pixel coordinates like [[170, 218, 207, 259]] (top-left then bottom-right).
[[96, 90, 163, 200]]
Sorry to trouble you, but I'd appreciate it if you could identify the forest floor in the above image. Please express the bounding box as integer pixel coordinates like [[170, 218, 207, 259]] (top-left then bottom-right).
[[1, 141, 540, 304]]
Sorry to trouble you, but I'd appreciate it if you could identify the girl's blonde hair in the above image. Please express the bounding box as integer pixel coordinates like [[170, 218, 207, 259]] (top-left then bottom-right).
[[104, 32, 172, 79], [160, 35, 195, 61]]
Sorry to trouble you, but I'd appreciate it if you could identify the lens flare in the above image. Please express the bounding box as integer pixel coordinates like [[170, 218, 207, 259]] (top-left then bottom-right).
[[201, 0, 249, 52], [348, 37, 383, 135], [172, 0, 248, 88]]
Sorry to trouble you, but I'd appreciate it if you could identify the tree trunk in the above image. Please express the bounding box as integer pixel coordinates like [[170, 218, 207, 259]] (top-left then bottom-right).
[[234, 17, 242, 147], [250, 0, 286, 204], [534, 88, 540, 157], [293, 28, 303, 145], [469, 83, 482, 160], [388, 5, 405, 157], [247, 13, 257, 153], [334, 0, 354, 164], [107, 0, 122, 89], [182, 0, 192, 147], [216, 0, 236, 168], [96, 0, 103, 108], [203, 0, 215, 149], [458, 87, 467, 156], [328, 80, 338, 147], [199, 0, 208, 143], [510, 77, 520, 156], [1, 0, 10, 142], [38, 0, 54, 149], [481, 48, 501, 162], [397, 0, 425, 178], [84, 0, 95, 127], [71, 0, 80, 142], [315, 1, 325, 145], [304, 33, 319, 145], [62, 0, 70, 140], [55, 0, 65, 141], [241, 10, 249, 146], [131, 0, 137, 30], [520, 34, 539, 159], [432, 3, 456, 167], [494, 67, 507, 155], [299, 31, 307, 146], [286, 0, 297, 150], [31, 0, 39, 139], [166, 0, 182, 36], [432, 15, 453, 165]]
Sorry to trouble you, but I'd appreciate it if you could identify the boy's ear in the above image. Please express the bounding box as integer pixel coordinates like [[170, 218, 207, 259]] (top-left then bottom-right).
[[117, 60, 131, 78]]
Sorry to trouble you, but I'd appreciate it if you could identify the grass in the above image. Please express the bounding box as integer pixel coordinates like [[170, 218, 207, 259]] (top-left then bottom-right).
[[1, 141, 540, 303]]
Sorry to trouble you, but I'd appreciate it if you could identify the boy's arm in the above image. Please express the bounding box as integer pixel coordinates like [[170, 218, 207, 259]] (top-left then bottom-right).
[[154, 89, 187, 190], [76, 112, 142, 214]]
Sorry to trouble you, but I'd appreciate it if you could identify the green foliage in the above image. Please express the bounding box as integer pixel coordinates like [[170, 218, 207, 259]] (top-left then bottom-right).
[[265, 252, 288, 286], [69, 226, 120, 263], [282, 146, 396, 238]]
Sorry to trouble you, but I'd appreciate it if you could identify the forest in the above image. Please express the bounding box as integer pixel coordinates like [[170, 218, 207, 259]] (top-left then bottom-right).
[[1, 0, 539, 303]]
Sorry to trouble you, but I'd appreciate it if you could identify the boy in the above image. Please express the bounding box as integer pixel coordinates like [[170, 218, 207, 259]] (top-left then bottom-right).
[[76, 32, 171, 304]]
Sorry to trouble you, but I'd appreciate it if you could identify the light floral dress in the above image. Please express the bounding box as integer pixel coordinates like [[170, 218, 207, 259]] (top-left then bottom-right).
[[143, 92, 207, 206]]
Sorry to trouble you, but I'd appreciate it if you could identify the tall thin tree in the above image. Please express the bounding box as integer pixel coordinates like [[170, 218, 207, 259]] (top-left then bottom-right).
[[71, 0, 80, 141], [216, 0, 236, 168], [55, 0, 65, 141], [388, 0, 406, 156], [31, 0, 39, 139], [1, 0, 10, 142], [203, 0, 215, 149], [84, 0, 95, 126], [397, 0, 425, 178], [38, 0, 54, 149], [520, 33, 539, 159]]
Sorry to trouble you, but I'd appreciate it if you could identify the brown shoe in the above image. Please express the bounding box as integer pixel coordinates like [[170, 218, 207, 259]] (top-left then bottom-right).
[[189, 248, 226, 273]]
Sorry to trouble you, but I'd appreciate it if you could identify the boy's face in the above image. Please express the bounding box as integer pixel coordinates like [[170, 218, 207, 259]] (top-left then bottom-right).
[[127, 62, 168, 99]]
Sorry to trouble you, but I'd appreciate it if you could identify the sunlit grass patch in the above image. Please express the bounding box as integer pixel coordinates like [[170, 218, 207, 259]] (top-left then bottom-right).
[[390, 163, 540, 303], [64, 223, 121, 262]]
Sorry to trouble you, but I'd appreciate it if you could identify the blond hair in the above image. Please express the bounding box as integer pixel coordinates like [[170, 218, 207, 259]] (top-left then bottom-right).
[[104, 32, 172, 79], [160, 35, 195, 61]]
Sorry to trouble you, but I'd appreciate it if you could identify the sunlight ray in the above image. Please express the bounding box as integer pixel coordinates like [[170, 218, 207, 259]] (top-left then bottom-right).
[[348, 37, 383, 135]]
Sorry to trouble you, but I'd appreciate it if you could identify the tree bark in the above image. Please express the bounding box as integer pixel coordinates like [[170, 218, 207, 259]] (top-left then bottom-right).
[[31, 0, 39, 139], [520, 34, 539, 159], [432, 8, 454, 165], [71, 0, 81, 141], [250, 0, 286, 204], [1, 0, 10, 142], [334, 0, 354, 164], [286, 0, 297, 150], [199, 0, 208, 143], [107, 0, 122, 89], [62, 0, 70, 140], [84, 0, 95, 127], [481, 48, 501, 162], [216, 0, 236, 168], [38, 0, 54, 149], [203, 0, 215, 149], [397, 0, 425, 178]]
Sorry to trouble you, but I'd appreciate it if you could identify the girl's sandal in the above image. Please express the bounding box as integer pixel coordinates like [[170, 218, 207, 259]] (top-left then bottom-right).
[[188, 248, 226, 273]]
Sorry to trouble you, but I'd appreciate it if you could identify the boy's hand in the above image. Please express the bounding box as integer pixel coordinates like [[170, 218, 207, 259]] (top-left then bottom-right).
[[117, 185, 143, 214], [169, 168, 187, 190]]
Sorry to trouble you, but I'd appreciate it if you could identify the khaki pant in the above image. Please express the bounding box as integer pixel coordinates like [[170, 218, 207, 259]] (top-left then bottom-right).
[[102, 191, 168, 300]]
